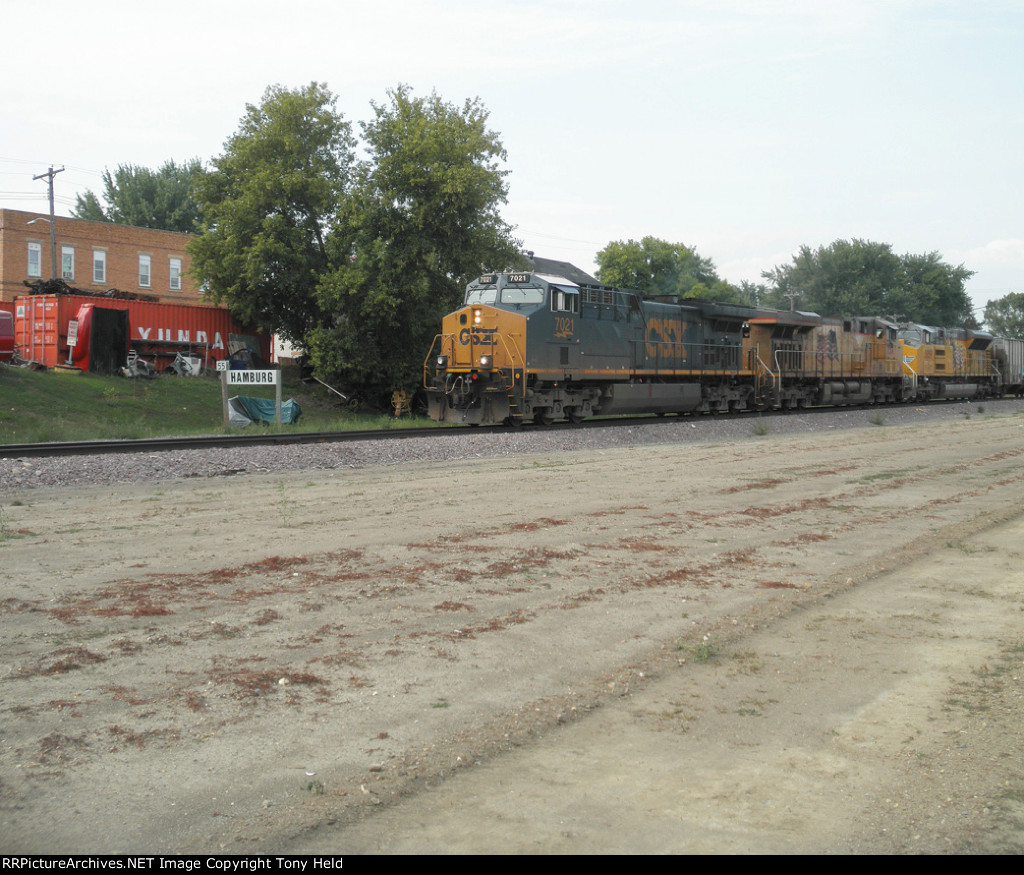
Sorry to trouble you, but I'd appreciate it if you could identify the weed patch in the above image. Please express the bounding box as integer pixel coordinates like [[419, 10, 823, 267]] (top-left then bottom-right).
[[208, 659, 327, 699]]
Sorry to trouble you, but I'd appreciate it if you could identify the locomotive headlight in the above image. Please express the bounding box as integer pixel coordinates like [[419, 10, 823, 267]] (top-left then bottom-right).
[[473, 309, 482, 325], [436, 355, 448, 370], [479, 355, 492, 369]]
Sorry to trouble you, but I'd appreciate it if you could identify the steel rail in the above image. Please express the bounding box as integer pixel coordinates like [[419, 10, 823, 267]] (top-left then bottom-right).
[[0, 427, 449, 459], [0, 396, 995, 460]]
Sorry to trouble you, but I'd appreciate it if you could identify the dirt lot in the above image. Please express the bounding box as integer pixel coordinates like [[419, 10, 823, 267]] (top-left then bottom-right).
[[2, 410, 1024, 854]]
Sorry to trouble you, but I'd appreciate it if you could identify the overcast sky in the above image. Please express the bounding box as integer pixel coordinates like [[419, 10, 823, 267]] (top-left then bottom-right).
[[3, 0, 1021, 316]]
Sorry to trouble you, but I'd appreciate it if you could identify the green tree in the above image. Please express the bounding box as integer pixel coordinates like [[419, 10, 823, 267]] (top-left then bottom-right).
[[71, 160, 206, 232], [890, 251, 974, 327], [761, 239, 901, 315], [309, 85, 520, 399], [71, 190, 108, 223], [737, 280, 768, 307], [189, 83, 355, 343], [595, 237, 718, 297], [762, 239, 974, 325], [983, 292, 1024, 338]]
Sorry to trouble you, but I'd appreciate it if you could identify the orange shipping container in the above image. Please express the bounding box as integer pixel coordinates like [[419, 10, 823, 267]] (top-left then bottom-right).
[[13, 295, 270, 371]]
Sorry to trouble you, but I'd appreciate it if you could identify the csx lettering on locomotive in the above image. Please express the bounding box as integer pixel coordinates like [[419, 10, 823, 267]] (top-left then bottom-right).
[[644, 317, 689, 359], [458, 327, 497, 346]]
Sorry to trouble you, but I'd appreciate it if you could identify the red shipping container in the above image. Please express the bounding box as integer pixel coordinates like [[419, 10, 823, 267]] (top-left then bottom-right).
[[13, 295, 270, 371]]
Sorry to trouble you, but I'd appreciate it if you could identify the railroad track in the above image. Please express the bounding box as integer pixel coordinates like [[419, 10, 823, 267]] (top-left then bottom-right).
[[0, 427, 445, 459], [0, 397, 996, 460]]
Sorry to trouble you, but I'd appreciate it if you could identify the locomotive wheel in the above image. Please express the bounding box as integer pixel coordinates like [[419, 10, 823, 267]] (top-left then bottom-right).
[[534, 411, 554, 427], [566, 408, 585, 425]]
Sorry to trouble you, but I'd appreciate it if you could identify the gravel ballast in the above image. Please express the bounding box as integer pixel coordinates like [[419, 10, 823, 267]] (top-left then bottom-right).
[[3, 397, 1023, 492]]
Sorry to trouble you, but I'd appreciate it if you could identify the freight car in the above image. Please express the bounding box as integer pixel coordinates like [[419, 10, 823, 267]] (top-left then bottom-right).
[[423, 269, 1023, 425]]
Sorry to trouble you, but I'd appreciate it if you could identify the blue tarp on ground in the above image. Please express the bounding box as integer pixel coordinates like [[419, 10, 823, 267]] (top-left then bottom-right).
[[228, 395, 302, 426]]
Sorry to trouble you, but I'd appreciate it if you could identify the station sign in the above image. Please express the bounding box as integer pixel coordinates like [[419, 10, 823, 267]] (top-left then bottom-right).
[[218, 365, 283, 426], [225, 369, 280, 386]]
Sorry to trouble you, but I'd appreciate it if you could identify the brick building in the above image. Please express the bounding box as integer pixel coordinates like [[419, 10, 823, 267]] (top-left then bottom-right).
[[0, 208, 201, 305]]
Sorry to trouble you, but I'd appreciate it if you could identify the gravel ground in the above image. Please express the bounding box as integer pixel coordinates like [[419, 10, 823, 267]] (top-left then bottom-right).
[[3, 397, 1023, 492], [3, 397, 1024, 853]]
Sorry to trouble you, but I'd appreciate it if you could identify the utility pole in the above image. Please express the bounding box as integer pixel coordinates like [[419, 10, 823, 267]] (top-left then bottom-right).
[[33, 165, 64, 279]]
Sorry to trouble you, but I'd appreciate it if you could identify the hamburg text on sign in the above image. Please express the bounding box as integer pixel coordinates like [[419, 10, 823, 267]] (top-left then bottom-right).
[[226, 370, 279, 385]]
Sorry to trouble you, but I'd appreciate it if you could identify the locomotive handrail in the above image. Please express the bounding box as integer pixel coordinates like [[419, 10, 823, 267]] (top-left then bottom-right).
[[422, 335, 439, 388], [422, 334, 457, 388], [495, 333, 526, 409], [755, 354, 778, 390], [634, 339, 749, 376], [903, 359, 918, 398], [422, 335, 440, 388], [498, 331, 525, 369], [771, 347, 902, 380], [961, 351, 993, 379]]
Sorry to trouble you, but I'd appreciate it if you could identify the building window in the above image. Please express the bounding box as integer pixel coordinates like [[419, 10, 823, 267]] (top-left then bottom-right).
[[62, 246, 75, 281], [169, 257, 182, 291], [28, 242, 42, 277], [139, 254, 151, 288], [93, 250, 107, 284]]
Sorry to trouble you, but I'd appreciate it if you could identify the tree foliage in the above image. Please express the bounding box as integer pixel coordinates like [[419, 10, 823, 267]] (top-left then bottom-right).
[[71, 190, 108, 223], [309, 86, 520, 398], [595, 236, 754, 306], [762, 239, 974, 326], [595, 237, 717, 297], [189, 83, 355, 343], [71, 160, 206, 233], [983, 291, 1024, 338]]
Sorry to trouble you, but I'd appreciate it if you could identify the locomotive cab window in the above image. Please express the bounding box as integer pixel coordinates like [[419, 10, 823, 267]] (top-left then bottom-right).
[[465, 287, 497, 305], [551, 286, 579, 314], [499, 286, 544, 306]]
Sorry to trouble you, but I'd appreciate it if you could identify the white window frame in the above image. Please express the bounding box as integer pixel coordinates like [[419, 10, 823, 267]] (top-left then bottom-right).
[[27, 242, 42, 277], [61, 245, 75, 281], [139, 254, 151, 288], [169, 257, 182, 291], [93, 250, 107, 284]]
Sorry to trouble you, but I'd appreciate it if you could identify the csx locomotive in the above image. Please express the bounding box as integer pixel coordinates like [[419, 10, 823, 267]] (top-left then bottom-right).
[[423, 268, 1024, 426]]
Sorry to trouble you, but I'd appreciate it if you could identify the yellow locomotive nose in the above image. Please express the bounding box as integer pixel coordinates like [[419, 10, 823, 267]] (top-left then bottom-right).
[[424, 299, 528, 426]]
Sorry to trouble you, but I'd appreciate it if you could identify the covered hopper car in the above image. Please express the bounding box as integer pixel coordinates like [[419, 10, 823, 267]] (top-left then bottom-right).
[[423, 270, 1024, 426]]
